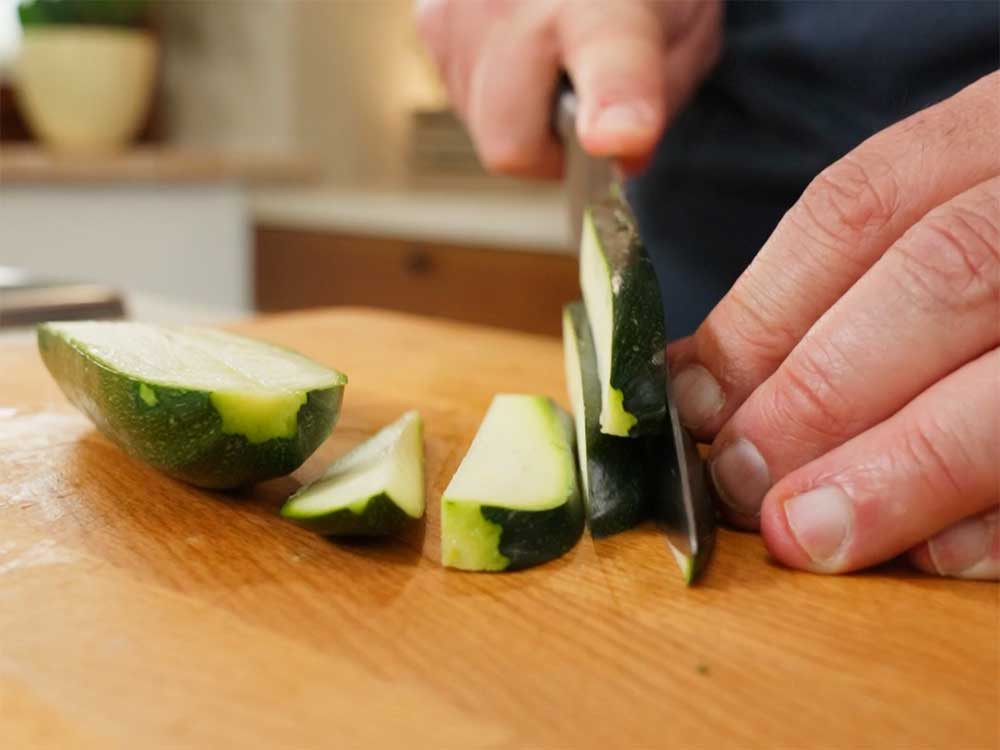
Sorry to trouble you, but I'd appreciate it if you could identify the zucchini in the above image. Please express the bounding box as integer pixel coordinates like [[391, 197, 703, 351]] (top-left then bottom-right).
[[562, 302, 648, 537], [579, 201, 666, 437], [37, 321, 346, 488], [441, 394, 584, 571], [281, 410, 425, 536]]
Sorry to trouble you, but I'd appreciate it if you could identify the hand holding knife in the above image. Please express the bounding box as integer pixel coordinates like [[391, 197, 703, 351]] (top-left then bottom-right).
[[555, 76, 716, 583]]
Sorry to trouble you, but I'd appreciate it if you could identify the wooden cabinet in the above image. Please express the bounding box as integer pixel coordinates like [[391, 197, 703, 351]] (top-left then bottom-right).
[[254, 226, 579, 336]]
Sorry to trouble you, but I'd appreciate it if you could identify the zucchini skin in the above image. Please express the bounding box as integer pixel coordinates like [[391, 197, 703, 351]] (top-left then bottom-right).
[[38, 325, 343, 489], [564, 302, 648, 537], [441, 396, 584, 572], [283, 493, 412, 537], [482, 496, 585, 570], [590, 203, 667, 436], [585, 447, 648, 538]]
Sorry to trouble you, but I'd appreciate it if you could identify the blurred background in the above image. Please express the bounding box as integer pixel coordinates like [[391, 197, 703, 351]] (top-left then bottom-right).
[[0, 0, 576, 336]]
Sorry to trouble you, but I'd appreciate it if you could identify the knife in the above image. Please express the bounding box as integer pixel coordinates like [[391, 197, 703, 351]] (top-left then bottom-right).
[[554, 79, 716, 584], [553, 80, 615, 250]]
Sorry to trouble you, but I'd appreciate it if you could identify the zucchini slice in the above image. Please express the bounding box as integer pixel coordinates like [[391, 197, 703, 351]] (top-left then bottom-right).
[[562, 302, 648, 537], [37, 321, 346, 488], [579, 201, 667, 437], [441, 394, 584, 571], [281, 410, 425, 536]]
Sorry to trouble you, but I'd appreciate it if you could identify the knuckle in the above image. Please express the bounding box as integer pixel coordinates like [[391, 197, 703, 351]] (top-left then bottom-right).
[[899, 415, 968, 499], [890, 197, 1000, 313], [725, 280, 802, 361], [790, 153, 902, 267], [765, 343, 864, 444], [707, 289, 801, 387]]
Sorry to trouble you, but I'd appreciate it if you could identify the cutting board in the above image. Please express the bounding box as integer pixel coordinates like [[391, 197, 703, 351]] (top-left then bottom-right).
[[1, 308, 996, 749]]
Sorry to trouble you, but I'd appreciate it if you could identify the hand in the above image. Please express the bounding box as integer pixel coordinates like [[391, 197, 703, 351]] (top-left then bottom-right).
[[668, 72, 1000, 579], [414, 0, 721, 177]]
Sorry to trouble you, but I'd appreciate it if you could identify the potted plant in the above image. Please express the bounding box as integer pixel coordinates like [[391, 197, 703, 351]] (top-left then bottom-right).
[[16, 0, 156, 153]]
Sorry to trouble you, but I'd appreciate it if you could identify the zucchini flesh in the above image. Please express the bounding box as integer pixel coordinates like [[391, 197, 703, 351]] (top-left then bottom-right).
[[441, 394, 584, 571], [562, 302, 648, 537], [579, 202, 666, 437], [281, 410, 425, 536], [37, 321, 346, 488]]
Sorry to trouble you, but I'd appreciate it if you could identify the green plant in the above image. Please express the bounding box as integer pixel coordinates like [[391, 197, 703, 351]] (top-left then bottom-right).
[[18, 0, 150, 28]]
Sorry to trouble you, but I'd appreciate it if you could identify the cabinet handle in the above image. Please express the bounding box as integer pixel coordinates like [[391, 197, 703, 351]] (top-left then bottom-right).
[[404, 248, 433, 275]]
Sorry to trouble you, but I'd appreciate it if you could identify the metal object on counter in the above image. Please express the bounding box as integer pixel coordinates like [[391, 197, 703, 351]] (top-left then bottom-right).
[[0, 267, 125, 328]]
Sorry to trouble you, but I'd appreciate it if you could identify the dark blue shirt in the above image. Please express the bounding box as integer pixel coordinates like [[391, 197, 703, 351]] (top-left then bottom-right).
[[628, 0, 999, 337]]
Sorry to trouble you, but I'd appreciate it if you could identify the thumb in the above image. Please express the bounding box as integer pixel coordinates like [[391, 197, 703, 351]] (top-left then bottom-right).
[[558, 3, 669, 159]]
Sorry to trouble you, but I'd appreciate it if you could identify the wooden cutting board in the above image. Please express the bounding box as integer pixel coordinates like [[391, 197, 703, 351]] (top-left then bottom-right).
[[1, 308, 996, 749]]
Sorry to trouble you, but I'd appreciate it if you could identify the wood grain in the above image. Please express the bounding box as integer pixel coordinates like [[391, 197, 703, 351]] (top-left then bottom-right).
[[1, 308, 997, 750], [254, 226, 579, 336]]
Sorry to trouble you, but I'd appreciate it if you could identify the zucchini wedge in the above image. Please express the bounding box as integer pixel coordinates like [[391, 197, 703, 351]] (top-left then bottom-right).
[[37, 321, 346, 488], [562, 302, 648, 537], [579, 201, 666, 437], [281, 410, 425, 536], [441, 394, 584, 571]]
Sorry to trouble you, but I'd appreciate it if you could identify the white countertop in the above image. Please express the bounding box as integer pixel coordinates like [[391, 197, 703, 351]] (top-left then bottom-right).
[[250, 185, 572, 253]]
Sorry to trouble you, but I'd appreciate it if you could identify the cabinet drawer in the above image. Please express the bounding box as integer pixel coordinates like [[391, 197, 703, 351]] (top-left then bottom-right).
[[255, 226, 579, 336]]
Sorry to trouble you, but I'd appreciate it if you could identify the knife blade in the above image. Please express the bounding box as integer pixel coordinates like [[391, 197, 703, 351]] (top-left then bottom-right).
[[554, 79, 615, 250], [554, 78, 716, 584]]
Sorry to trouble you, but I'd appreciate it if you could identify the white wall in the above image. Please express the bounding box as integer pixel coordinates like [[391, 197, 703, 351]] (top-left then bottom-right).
[[159, 1, 298, 154], [158, 0, 444, 188]]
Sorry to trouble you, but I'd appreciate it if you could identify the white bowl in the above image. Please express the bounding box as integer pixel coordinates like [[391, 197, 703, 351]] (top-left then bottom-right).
[[16, 26, 157, 153]]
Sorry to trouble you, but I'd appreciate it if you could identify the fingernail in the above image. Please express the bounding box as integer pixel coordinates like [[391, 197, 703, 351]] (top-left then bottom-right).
[[673, 365, 725, 429], [784, 486, 853, 566], [928, 515, 990, 576], [591, 102, 656, 137], [710, 438, 771, 517]]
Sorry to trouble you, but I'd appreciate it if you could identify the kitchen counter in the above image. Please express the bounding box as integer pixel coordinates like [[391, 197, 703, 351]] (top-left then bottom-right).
[[1, 307, 994, 749], [1, 147, 316, 313]]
